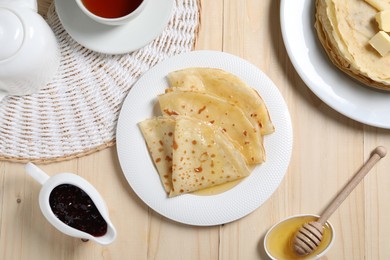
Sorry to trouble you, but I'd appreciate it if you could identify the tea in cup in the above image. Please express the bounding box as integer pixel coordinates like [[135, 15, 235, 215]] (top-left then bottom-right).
[[75, 0, 149, 26]]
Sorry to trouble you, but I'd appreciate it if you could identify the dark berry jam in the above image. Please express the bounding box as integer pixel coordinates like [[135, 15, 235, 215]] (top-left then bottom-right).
[[49, 184, 107, 237]]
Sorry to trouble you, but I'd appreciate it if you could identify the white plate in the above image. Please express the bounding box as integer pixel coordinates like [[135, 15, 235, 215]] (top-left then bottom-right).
[[55, 0, 174, 54], [280, 0, 390, 129], [116, 51, 293, 226]]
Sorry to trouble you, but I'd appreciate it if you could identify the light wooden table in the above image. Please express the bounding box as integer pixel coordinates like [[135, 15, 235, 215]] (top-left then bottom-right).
[[1, 0, 390, 259]]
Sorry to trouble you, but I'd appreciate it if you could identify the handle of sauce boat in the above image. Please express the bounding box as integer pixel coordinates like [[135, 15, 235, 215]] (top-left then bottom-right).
[[25, 162, 50, 185]]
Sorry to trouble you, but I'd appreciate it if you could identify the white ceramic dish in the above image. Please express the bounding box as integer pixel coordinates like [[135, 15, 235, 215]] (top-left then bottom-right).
[[25, 163, 116, 245], [116, 50, 293, 226], [280, 0, 390, 129], [55, 0, 174, 54], [264, 214, 335, 260]]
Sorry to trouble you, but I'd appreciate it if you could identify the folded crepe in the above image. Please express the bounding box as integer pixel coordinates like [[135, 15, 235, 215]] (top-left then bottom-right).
[[158, 91, 265, 164], [166, 67, 275, 135], [138, 116, 250, 197], [170, 116, 250, 197], [138, 116, 176, 193], [315, 0, 390, 90]]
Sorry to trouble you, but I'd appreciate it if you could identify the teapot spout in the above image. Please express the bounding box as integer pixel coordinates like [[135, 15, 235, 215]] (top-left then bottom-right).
[[0, 0, 37, 12], [0, 91, 7, 102]]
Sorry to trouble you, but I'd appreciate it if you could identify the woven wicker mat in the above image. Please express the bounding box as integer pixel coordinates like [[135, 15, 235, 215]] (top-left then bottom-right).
[[0, 0, 201, 164]]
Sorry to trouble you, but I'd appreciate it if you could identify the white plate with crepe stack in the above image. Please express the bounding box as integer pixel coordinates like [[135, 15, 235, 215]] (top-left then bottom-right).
[[281, 0, 390, 129], [116, 51, 292, 226]]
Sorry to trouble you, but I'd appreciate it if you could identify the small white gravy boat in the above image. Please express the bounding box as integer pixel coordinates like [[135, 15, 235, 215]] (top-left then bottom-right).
[[25, 162, 116, 245]]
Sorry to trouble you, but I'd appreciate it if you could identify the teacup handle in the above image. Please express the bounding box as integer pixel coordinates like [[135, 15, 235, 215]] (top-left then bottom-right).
[[25, 162, 50, 185]]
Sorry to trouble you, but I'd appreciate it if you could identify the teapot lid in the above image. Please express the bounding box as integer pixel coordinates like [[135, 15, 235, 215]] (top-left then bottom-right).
[[0, 8, 24, 61]]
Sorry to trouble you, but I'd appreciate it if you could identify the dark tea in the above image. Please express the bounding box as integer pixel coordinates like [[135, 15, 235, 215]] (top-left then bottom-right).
[[81, 0, 144, 19]]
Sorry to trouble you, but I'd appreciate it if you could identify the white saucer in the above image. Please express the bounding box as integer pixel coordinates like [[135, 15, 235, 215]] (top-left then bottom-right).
[[55, 0, 174, 54]]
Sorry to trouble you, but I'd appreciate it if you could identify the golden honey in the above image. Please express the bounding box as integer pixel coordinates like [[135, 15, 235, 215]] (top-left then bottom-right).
[[193, 179, 241, 195], [265, 215, 333, 260], [194, 165, 255, 196]]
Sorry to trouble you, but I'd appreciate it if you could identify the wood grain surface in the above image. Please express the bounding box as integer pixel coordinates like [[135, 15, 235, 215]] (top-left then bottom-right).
[[1, 0, 390, 259]]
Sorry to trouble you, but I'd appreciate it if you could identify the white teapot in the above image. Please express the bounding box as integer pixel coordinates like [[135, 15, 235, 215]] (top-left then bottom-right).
[[0, 0, 60, 101]]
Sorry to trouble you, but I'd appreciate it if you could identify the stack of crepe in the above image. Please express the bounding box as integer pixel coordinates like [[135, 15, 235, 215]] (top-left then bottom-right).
[[139, 68, 274, 197], [315, 0, 390, 90]]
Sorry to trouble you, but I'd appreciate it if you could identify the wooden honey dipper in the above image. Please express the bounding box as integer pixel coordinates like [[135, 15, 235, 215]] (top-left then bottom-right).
[[293, 146, 387, 256]]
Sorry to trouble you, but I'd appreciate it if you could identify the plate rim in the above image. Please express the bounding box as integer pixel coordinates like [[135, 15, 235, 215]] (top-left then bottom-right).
[[280, 0, 390, 129], [116, 50, 293, 226]]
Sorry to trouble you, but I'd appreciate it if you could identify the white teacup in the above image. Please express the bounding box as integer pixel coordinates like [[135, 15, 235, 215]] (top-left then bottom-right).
[[75, 0, 150, 26]]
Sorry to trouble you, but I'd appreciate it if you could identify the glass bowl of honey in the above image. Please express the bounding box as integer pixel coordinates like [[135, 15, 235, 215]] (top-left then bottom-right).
[[264, 214, 335, 260]]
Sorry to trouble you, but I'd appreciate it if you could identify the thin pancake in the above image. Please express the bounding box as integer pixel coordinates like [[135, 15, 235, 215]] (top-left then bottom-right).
[[158, 91, 265, 164], [170, 116, 250, 197], [167, 67, 275, 135], [315, 0, 390, 90], [138, 116, 175, 193]]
